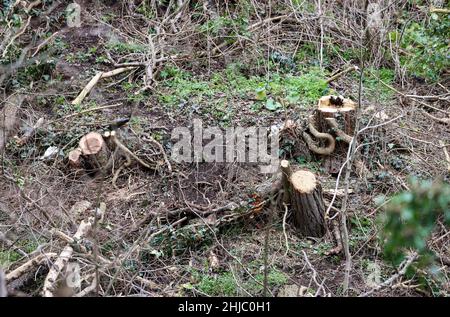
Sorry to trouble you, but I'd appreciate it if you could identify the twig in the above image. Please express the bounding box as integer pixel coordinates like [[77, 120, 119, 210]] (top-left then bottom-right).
[[326, 65, 359, 84], [2, 16, 31, 59], [302, 250, 326, 296], [56, 103, 122, 122], [144, 134, 172, 173], [32, 31, 59, 57], [439, 141, 450, 173], [282, 203, 290, 257], [359, 252, 418, 297]]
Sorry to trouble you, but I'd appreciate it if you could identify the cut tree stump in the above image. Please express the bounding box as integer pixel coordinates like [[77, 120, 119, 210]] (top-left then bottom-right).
[[281, 160, 326, 237], [306, 95, 357, 174], [78, 132, 109, 173], [316, 95, 356, 140]]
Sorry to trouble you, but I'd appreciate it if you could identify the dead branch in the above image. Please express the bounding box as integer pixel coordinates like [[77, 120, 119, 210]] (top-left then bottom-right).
[[439, 140, 450, 173], [0, 269, 6, 297], [6, 253, 57, 283], [71, 68, 136, 106], [109, 131, 154, 170], [326, 65, 359, 84], [359, 252, 418, 297], [42, 203, 106, 297], [15, 117, 45, 146]]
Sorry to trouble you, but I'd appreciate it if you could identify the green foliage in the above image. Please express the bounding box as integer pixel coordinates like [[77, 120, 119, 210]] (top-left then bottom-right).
[[194, 272, 238, 296], [380, 178, 450, 265], [363, 67, 395, 102], [148, 223, 216, 258], [199, 15, 249, 39], [399, 13, 450, 81], [190, 266, 288, 296], [157, 64, 327, 112], [106, 41, 147, 54], [0, 239, 40, 267]]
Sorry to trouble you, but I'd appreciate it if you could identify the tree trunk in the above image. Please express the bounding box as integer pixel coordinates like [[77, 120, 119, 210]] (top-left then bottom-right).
[[281, 160, 326, 237]]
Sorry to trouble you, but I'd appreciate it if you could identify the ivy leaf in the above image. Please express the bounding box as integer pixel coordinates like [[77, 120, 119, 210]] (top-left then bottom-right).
[[255, 86, 267, 101], [265, 98, 281, 111]]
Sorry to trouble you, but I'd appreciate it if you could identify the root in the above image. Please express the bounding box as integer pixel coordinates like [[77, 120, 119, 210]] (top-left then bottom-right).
[[324, 117, 353, 143], [303, 115, 336, 155], [109, 131, 154, 170]]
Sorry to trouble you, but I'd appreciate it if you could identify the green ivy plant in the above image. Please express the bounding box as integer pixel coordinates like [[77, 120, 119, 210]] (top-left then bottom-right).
[[380, 178, 450, 266], [398, 12, 450, 81]]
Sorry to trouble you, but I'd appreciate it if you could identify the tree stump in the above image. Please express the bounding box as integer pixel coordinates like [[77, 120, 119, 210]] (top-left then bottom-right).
[[304, 95, 356, 174], [78, 132, 109, 173], [316, 95, 356, 138], [281, 160, 326, 237]]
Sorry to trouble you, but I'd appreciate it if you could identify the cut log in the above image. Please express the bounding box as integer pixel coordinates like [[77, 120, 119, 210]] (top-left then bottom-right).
[[288, 170, 326, 237], [78, 132, 109, 173]]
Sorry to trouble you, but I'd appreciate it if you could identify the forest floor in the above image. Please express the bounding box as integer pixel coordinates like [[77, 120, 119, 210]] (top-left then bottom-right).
[[1, 1, 449, 297]]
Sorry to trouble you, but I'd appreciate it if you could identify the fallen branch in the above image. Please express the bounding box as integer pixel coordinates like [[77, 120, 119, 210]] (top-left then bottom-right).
[[6, 253, 57, 282], [74, 275, 97, 297], [359, 252, 418, 297], [430, 6, 450, 14], [42, 203, 106, 297], [71, 72, 102, 106], [0, 269, 6, 297], [15, 117, 45, 146], [326, 65, 359, 84], [422, 110, 450, 125], [71, 68, 136, 106]]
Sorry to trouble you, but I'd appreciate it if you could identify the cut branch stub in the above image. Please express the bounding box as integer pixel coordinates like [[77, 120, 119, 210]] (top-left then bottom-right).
[[280, 159, 292, 204], [68, 148, 83, 168], [289, 170, 326, 237]]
